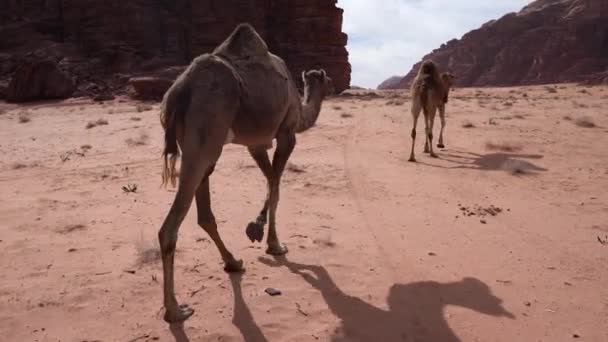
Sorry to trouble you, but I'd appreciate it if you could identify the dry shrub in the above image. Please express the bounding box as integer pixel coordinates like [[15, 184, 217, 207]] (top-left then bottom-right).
[[488, 118, 499, 126], [386, 100, 404, 106], [136, 104, 153, 113], [130, 116, 142, 121], [574, 116, 596, 128], [502, 160, 530, 176], [18, 113, 31, 123], [563, 115, 573, 121], [81, 144, 92, 150], [341, 112, 353, 118], [86, 118, 109, 129], [332, 105, 342, 111], [126, 131, 149, 146], [545, 86, 557, 94], [485, 140, 523, 152], [462, 120, 475, 128], [11, 163, 28, 170], [513, 114, 525, 119], [135, 232, 161, 266]]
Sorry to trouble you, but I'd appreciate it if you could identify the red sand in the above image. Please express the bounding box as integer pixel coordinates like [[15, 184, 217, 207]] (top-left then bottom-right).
[[1, 84, 607, 341]]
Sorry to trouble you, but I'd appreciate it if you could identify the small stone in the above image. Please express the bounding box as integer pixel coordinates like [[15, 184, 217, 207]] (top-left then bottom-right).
[[480, 219, 487, 224], [573, 334, 580, 338], [265, 288, 282, 296]]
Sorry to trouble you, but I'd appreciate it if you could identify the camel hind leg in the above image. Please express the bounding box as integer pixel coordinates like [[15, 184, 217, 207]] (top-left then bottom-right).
[[409, 99, 422, 162], [159, 65, 239, 323], [159, 141, 222, 323], [425, 106, 438, 158], [437, 104, 446, 149]]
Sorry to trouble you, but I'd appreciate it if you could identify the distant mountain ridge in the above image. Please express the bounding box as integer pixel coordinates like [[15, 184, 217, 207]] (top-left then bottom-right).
[[378, 0, 608, 89]]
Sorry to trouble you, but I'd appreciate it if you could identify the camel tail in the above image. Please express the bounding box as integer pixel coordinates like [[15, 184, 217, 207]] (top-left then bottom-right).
[[160, 74, 191, 188]]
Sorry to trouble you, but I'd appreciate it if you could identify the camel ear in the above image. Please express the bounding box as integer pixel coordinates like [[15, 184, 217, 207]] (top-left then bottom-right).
[[302, 71, 306, 83]]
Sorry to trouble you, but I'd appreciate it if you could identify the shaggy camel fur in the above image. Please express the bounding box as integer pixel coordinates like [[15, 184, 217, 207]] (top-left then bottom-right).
[[408, 60, 455, 162], [157, 23, 331, 323]]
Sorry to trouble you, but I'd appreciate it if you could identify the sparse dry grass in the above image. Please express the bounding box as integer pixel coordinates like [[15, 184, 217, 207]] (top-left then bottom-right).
[[130, 116, 142, 121], [485, 140, 523, 152], [86, 118, 109, 129], [57, 224, 87, 234], [574, 116, 596, 128], [125, 131, 149, 146]]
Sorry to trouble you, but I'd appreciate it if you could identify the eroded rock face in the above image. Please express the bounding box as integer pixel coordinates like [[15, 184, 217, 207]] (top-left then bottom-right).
[[0, 0, 350, 101], [5, 59, 75, 102], [382, 0, 608, 89]]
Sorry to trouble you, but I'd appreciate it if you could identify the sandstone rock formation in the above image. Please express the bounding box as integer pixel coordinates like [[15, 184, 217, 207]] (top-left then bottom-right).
[[381, 0, 608, 89], [0, 0, 350, 101], [377, 76, 404, 90], [5, 59, 75, 102]]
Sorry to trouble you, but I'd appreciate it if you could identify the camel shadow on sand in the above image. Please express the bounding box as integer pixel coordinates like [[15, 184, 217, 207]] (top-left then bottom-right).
[[168, 257, 514, 342], [220, 256, 514, 342], [419, 150, 548, 174]]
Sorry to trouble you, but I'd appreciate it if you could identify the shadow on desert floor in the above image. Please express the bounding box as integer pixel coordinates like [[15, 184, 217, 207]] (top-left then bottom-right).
[[168, 256, 514, 341], [176, 256, 515, 342], [418, 150, 548, 174]]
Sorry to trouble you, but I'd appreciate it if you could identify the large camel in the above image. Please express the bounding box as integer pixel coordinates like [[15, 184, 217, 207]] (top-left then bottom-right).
[[157, 23, 331, 323], [408, 60, 455, 162]]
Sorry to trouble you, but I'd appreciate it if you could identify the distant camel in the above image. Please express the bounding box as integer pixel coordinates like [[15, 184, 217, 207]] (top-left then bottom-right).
[[408, 60, 455, 162], [157, 23, 331, 323]]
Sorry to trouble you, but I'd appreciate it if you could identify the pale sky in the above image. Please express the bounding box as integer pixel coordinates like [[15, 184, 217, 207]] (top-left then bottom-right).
[[337, 0, 530, 88]]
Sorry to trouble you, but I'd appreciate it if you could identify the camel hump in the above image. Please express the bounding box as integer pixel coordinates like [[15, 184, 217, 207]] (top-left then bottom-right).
[[214, 23, 269, 59], [419, 60, 439, 75]]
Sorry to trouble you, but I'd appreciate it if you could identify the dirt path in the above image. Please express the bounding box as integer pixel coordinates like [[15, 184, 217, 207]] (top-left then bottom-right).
[[1, 85, 607, 341]]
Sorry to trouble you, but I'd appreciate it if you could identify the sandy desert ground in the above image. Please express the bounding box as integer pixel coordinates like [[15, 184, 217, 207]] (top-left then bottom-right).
[[0, 84, 607, 342]]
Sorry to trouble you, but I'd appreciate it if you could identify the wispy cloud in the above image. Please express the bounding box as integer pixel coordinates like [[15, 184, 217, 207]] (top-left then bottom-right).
[[338, 0, 530, 88]]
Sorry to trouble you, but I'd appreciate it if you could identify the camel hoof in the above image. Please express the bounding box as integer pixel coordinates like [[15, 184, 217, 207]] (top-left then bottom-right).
[[266, 244, 288, 256], [437, 144, 445, 149], [224, 258, 245, 273], [164, 304, 195, 323], [246, 222, 264, 243], [408, 157, 417, 163]]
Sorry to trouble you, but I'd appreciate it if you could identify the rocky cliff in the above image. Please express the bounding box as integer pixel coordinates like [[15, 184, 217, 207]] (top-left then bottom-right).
[[0, 0, 350, 101], [381, 0, 608, 89]]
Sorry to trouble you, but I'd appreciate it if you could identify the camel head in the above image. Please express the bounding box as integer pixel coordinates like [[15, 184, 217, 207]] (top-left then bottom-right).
[[441, 72, 456, 89], [302, 69, 332, 97]]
